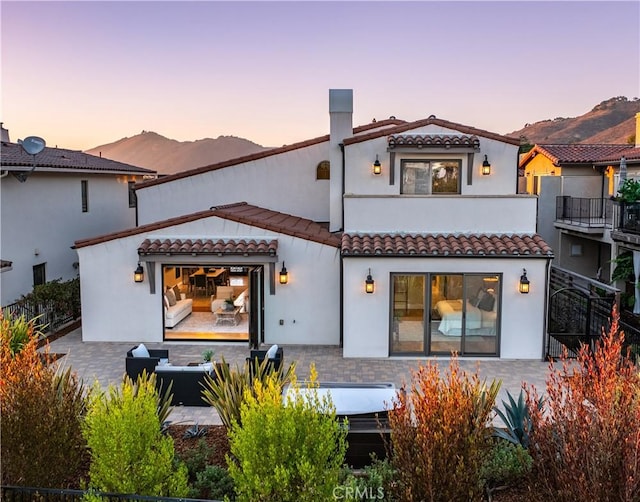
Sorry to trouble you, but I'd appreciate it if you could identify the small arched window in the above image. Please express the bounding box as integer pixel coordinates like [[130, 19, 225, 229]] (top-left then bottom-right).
[[316, 160, 330, 180]]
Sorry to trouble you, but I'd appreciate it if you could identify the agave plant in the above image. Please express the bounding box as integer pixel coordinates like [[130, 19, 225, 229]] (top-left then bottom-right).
[[201, 356, 296, 429], [493, 389, 543, 449], [183, 422, 208, 439]]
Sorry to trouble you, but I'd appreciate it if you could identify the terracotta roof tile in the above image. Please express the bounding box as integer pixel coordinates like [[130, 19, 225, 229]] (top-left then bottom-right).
[[597, 145, 640, 163], [388, 134, 480, 149], [75, 202, 341, 249], [138, 238, 278, 256], [343, 117, 521, 147], [519, 144, 633, 167], [0, 142, 155, 174], [136, 119, 406, 189], [341, 233, 553, 257]]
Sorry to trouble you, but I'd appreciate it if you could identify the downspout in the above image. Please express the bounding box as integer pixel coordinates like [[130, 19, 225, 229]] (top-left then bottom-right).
[[543, 257, 553, 361], [340, 143, 345, 231]]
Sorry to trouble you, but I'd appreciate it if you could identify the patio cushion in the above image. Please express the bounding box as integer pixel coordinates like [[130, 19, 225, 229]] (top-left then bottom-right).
[[265, 344, 279, 359], [131, 343, 150, 358]]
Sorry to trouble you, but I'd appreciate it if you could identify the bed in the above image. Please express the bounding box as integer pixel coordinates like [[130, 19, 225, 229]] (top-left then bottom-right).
[[435, 299, 496, 336]]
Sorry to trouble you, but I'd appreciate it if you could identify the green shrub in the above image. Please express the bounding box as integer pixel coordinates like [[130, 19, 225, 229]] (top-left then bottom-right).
[[202, 355, 296, 429], [493, 389, 543, 449], [0, 313, 88, 487], [387, 356, 501, 502], [192, 465, 236, 501], [82, 372, 189, 497], [481, 439, 532, 488], [338, 456, 396, 501], [227, 366, 347, 501]]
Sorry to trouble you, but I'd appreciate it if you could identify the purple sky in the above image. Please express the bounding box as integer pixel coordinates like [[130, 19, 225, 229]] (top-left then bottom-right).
[[2, 1, 639, 151]]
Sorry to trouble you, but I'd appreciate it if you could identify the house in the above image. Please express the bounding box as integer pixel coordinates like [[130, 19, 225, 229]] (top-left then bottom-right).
[[519, 143, 633, 280], [74, 90, 553, 359], [0, 124, 156, 306]]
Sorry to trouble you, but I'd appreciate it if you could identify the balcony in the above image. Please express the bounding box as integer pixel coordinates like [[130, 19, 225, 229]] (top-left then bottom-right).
[[611, 201, 640, 245], [554, 196, 612, 234]]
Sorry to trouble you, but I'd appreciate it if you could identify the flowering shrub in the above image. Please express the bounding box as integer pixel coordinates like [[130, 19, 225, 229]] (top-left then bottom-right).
[[0, 311, 87, 487], [227, 365, 347, 502], [387, 356, 501, 502], [525, 306, 640, 501], [82, 373, 189, 497]]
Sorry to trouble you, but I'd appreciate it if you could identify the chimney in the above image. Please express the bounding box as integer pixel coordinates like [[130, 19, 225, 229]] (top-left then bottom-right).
[[329, 89, 353, 232], [636, 112, 640, 148], [0, 123, 9, 143]]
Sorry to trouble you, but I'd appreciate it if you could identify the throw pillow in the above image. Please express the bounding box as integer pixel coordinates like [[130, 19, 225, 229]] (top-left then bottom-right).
[[131, 343, 150, 358], [265, 344, 279, 360], [477, 292, 495, 312], [163, 295, 170, 310], [165, 288, 177, 306], [172, 285, 182, 301]]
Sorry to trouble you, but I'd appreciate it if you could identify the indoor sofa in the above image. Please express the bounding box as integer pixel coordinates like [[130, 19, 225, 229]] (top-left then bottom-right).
[[164, 287, 193, 328]]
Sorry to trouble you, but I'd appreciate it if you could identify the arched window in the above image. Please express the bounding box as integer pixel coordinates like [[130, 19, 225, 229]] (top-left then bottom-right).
[[316, 160, 330, 180]]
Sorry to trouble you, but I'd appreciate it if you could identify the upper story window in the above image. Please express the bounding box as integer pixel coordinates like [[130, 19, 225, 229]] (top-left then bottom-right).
[[128, 181, 137, 208], [316, 160, 330, 180], [81, 180, 89, 212], [401, 159, 461, 194]]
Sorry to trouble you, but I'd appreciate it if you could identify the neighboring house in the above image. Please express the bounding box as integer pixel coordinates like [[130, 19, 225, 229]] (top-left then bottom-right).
[[0, 124, 156, 305], [75, 89, 552, 359], [519, 143, 632, 280]]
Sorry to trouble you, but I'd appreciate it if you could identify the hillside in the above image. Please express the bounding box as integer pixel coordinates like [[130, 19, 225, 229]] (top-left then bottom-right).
[[507, 96, 639, 145], [86, 131, 271, 174]]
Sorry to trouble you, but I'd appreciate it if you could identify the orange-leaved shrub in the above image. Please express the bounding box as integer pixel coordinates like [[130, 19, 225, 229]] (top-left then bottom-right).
[[0, 311, 88, 487], [387, 356, 501, 502], [525, 305, 640, 502]]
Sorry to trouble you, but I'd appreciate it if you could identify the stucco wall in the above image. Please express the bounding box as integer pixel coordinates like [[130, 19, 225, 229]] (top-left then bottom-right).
[[1, 172, 139, 305], [342, 257, 549, 359], [77, 215, 341, 345], [135, 142, 330, 226]]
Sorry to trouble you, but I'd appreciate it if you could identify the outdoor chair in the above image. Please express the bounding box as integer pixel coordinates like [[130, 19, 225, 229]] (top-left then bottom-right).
[[125, 344, 169, 382], [246, 345, 283, 374]]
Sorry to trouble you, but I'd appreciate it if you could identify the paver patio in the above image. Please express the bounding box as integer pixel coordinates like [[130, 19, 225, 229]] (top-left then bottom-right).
[[47, 326, 554, 425]]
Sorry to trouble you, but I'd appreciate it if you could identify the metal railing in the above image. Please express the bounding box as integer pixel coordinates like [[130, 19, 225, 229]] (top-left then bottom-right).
[[616, 201, 640, 235], [1, 300, 76, 333], [555, 196, 613, 228], [1, 486, 217, 502]]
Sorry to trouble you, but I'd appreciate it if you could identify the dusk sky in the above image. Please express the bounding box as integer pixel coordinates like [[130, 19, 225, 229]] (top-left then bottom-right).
[[2, 1, 639, 152]]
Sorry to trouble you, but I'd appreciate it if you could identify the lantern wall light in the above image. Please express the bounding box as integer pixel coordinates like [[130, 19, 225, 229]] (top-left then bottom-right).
[[134, 263, 144, 283], [482, 155, 491, 175], [519, 268, 530, 294], [372, 155, 382, 175], [279, 262, 289, 284], [365, 268, 375, 293]]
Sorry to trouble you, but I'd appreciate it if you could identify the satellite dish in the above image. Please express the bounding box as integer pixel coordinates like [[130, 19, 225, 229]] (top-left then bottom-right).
[[18, 136, 46, 155]]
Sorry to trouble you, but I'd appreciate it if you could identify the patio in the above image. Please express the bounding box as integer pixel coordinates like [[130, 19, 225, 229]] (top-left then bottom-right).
[[46, 326, 553, 425]]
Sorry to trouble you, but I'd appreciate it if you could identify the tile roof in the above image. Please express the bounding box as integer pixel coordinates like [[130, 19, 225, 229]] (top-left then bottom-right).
[[519, 144, 633, 167], [596, 145, 640, 163], [343, 117, 521, 147], [136, 119, 406, 189], [341, 233, 553, 258], [388, 134, 480, 149], [74, 202, 341, 249], [138, 238, 278, 256], [1, 142, 155, 174]]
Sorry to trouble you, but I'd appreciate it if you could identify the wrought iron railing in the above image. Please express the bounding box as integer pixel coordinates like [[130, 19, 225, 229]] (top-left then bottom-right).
[[555, 196, 613, 227], [1, 300, 76, 333], [616, 201, 640, 235], [1, 486, 216, 502]]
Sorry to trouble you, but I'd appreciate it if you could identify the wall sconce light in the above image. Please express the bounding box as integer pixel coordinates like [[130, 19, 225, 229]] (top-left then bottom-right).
[[372, 155, 382, 175], [134, 263, 144, 283], [519, 268, 530, 294], [365, 268, 375, 293], [481, 155, 491, 175], [279, 262, 289, 284]]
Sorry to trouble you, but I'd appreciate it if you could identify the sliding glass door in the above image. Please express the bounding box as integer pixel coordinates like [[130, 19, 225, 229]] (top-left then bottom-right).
[[390, 273, 500, 356]]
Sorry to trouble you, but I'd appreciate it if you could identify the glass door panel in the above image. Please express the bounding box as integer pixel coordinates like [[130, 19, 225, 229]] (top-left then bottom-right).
[[430, 274, 463, 354], [391, 275, 425, 353], [465, 274, 500, 355]]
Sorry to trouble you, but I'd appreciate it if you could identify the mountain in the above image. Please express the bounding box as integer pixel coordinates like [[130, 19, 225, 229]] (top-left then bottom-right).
[[507, 96, 639, 145], [86, 131, 272, 174]]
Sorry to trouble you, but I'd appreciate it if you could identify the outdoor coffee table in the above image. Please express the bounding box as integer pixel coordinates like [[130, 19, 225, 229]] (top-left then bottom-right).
[[215, 307, 241, 326]]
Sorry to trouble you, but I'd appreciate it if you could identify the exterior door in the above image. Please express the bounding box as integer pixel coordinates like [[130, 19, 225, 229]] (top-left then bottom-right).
[[248, 266, 264, 349]]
